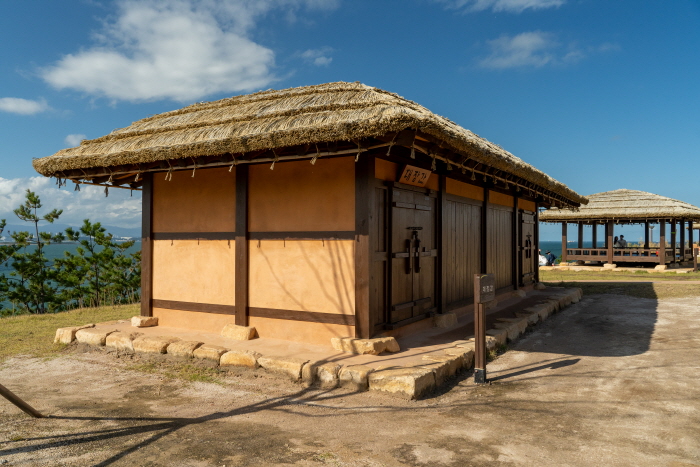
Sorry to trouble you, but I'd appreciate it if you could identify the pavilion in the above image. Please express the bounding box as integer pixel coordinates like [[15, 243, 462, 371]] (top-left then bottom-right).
[[540, 189, 700, 268]]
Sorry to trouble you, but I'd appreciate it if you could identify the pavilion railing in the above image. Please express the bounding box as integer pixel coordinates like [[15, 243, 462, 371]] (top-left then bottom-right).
[[565, 247, 683, 263]]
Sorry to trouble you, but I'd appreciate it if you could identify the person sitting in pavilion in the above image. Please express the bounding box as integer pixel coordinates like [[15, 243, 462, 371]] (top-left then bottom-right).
[[618, 235, 627, 248], [614, 236, 620, 248]]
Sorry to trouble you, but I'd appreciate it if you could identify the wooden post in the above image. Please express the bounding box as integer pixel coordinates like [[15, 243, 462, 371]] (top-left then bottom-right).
[[140, 173, 153, 317], [680, 219, 686, 261], [473, 273, 494, 384], [561, 222, 568, 263], [659, 221, 666, 266], [354, 154, 373, 338], [591, 221, 597, 249], [607, 220, 614, 264], [235, 165, 249, 327], [670, 219, 676, 264], [534, 206, 540, 283], [689, 221, 694, 254], [0, 383, 44, 418], [481, 188, 490, 274], [512, 195, 519, 289], [577, 222, 584, 249], [439, 175, 447, 312], [644, 221, 650, 250]]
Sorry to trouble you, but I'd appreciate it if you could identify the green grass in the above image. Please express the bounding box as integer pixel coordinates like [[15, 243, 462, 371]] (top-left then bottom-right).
[[543, 281, 700, 300], [126, 361, 225, 384], [0, 304, 138, 362], [540, 269, 700, 282]]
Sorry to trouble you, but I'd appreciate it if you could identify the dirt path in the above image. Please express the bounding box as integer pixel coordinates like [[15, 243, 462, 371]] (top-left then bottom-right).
[[1, 293, 699, 466]]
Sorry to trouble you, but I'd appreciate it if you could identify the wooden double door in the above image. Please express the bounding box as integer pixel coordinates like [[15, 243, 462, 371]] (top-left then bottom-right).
[[387, 186, 438, 327]]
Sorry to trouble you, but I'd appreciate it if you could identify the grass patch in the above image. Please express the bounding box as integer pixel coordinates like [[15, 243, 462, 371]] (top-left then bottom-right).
[[0, 304, 138, 362], [540, 269, 700, 282], [543, 281, 700, 299], [126, 361, 224, 384]]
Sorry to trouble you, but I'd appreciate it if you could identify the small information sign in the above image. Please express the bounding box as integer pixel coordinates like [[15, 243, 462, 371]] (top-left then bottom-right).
[[399, 164, 431, 187], [474, 273, 496, 304]]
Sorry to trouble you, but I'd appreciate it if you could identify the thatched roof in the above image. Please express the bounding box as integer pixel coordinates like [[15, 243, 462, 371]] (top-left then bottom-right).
[[540, 189, 700, 222], [33, 81, 585, 205]]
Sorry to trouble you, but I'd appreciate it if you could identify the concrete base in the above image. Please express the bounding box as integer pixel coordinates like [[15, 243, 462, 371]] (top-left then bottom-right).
[[603, 263, 618, 269], [654, 265, 668, 271]]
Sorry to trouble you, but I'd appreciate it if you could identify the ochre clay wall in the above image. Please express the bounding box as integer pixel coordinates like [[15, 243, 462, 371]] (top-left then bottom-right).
[[446, 178, 483, 201], [152, 167, 235, 232], [248, 157, 356, 343], [489, 190, 514, 208], [153, 308, 235, 334], [519, 199, 536, 212]]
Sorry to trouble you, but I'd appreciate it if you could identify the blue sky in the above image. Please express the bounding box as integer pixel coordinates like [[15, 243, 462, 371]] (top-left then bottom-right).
[[1, 0, 699, 239]]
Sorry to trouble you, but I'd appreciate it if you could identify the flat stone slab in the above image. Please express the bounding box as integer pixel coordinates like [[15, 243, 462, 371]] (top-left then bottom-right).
[[258, 356, 308, 381], [54, 324, 94, 344], [368, 367, 436, 400], [433, 312, 457, 329], [131, 316, 158, 328], [422, 354, 462, 381], [339, 365, 373, 391], [75, 328, 116, 346], [133, 336, 179, 354], [167, 340, 203, 358], [331, 337, 400, 355], [220, 349, 261, 368], [443, 347, 474, 369], [193, 344, 228, 362], [221, 324, 257, 341], [485, 328, 507, 346]]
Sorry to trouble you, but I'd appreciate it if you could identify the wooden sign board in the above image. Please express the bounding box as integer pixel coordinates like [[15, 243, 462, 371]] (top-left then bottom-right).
[[399, 164, 431, 187], [474, 273, 496, 304]]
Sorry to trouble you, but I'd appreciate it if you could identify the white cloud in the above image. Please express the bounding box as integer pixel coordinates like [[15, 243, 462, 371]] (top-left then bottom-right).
[[41, 0, 339, 103], [479, 31, 557, 69], [0, 97, 49, 115], [300, 47, 333, 66], [438, 0, 565, 13], [0, 177, 141, 229], [64, 134, 87, 147]]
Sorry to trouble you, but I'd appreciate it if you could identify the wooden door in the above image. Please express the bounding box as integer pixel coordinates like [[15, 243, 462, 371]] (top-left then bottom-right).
[[520, 211, 536, 285], [388, 186, 437, 326]]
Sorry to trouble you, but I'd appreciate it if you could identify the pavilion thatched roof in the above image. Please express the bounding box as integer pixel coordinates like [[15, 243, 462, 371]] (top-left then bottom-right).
[[33, 81, 585, 206], [540, 189, 700, 222]]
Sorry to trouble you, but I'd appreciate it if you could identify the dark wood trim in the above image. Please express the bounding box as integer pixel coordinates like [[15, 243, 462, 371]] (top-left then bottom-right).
[[153, 299, 236, 315], [140, 173, 153, 317], [444, 192, 483, 206], [578, 222, 584, 248], [249, 307, 354, 325], [534, 205, 540, 283], [487, 202, 513, 212], [561, 221, 568, 263], [644, 221, 650, 249], [512, 195, 519, 289], [670, 219, 676, 264], [680, 219, 686, 261], [591, 221, 597, 249], [382, 310, 435, 330], [355, 153, 373, 338], [481, 187, 489, 273], [659, 221, 666, 265], [249, 231, 355, 240], [439, 174, 447, 313], [235, 165, 249, 326], [607, 221, 614, 264], [153, 232, 236, 240]]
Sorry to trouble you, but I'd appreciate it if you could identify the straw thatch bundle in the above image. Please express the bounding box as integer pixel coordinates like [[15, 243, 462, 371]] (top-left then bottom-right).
[[33, 81, 585, 205], [540, 189, 700, 222]]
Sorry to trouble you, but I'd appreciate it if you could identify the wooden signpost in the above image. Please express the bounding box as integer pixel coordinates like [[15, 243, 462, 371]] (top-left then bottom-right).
[[474, 273, 495, 384]]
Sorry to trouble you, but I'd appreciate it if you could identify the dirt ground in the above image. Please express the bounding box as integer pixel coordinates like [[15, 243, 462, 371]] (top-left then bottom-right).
[[1, 293, 699, 466]]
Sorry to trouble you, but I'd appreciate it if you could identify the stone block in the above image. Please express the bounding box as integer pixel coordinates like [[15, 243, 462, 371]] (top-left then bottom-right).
[[515, 311, 539, 325], [494, 318, 528, 341], [193, 344, 228, 362], [368, 367, 436, 400], [221, 324, 257, 341], [105, 332, 137, 352], [220, 349, 261, 368], [534, 282, 547, 290], [513, 289, 527, 298], [54, 324, 94, 344], [443, 347, 474, 369], [338, 365, 373, 391], [331, 337, 400, 355], [423, 353, 463, 379], [433, 312, 457, 329], [421, 361, 451, 386], [485, 328, 507, 346], [167, 340, 203, 358], [315, 362, 342, 389], [133, 336, 179, 354], [75, 328, 116, 346], [603, 263, 618, 270], [258, 356, 308, 381], [131, 316, 158, 328]]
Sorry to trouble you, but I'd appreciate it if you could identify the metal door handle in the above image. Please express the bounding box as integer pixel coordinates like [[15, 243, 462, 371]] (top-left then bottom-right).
[[414, 234, 422, 273]]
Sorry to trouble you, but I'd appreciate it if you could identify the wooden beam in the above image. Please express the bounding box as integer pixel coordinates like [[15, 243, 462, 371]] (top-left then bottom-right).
[[512, 195, 519, 289], [439, 175, 447, 311], [578, 222, 584, 249], [534, 205, 540, 283], [235, 165, 249, 326], [644, 221, 650, 249], [591, 221, 597, 249], [670, 219, 677, 264], [680, 219, 686, 261], [140, 173, 153, 317], [354, 153, 373, 338], [481, 187, 490, 273]]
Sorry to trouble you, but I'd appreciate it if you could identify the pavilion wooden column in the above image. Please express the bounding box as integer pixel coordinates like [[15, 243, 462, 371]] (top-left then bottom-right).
[[659, 221, 667, 265], [670, 219, 677, 264], [577, 222, 584, 249], [680, 219, 686, 261], [606, 220, 614, 264], [235, 165, 249, 327], [140, 173, 153, 317], [644, 221, 650, 250], [690, 221, 695, 251], [561, 222, 568, 263], [591, 221, 597, 249]]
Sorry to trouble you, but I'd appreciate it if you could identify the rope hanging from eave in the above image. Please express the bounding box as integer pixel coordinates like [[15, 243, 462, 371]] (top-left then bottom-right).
[[310, 144, 320, 165]]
